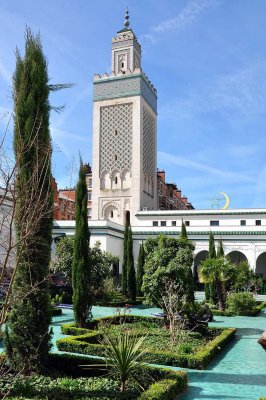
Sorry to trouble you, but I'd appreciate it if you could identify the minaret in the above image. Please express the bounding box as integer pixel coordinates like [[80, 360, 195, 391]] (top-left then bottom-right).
[[91, 9, 157, 225]]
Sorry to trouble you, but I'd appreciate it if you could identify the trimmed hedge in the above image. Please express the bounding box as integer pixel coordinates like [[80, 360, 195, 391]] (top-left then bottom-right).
[[212, 301, 266, 317], [94, 299, 143, 307], [138, 370, 187, 400], [56, 316, 236, 369], [5, 353, 187, 400]]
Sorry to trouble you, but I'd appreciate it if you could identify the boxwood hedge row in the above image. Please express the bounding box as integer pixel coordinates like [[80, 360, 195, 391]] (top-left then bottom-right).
[[56, 316, 236, 369], [212, 301, 266, 317], [5, 353, 187, 400]]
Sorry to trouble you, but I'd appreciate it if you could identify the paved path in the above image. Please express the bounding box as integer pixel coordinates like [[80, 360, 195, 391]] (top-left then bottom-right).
[[178, 309, 266, 400]]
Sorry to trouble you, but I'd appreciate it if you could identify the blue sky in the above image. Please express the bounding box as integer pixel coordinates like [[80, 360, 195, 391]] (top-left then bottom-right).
[[1, 0, 266, 209]]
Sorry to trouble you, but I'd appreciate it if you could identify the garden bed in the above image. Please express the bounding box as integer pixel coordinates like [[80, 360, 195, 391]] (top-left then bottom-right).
[[57, 315, 236, 370], [0, 353, 187, 400]]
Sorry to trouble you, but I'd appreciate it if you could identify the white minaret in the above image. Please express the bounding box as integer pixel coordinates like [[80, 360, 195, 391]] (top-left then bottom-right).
[[91, 9, 157, 225]]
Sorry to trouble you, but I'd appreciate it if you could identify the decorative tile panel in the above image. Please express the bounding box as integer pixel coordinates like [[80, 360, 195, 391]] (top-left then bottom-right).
[[94, 75, 157, 113], [100, 104, 133, 176], [143, 106, 156, 180]]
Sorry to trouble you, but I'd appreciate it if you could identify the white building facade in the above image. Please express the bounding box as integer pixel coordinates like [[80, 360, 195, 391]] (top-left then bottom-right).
[[53, 208, 266, 280], [53, 13, 266, 281]]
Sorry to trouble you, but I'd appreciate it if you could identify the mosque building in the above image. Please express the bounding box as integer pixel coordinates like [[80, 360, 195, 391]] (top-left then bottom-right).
[[53, 11, 266, 281]]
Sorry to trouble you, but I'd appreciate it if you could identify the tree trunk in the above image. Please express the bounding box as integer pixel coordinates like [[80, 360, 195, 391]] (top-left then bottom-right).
[[215, 278, 225, 311], [120, 380, 126, 392]]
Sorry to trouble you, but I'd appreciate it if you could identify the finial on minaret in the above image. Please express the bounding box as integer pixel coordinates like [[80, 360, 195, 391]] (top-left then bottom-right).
[[124, 6, 130, 28]]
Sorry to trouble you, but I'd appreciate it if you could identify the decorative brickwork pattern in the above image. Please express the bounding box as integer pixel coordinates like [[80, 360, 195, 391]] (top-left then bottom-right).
[[143, 107, 156, 179], [100, 103, 133, 175]]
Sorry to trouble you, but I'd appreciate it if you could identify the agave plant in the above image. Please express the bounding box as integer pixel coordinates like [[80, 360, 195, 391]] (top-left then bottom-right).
[[101, 332, 148, 392]]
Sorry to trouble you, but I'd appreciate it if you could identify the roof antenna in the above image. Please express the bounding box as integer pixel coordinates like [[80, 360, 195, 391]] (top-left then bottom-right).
[[124, 6, 130, 28]]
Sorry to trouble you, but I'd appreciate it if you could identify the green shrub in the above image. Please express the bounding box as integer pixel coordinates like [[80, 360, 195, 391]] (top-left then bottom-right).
[[138, 370, 187, 400], [4, 354, 187, 400], [179, 343, 194, 354], [226, 292, 256, 315], [61, 321, 98, 335]]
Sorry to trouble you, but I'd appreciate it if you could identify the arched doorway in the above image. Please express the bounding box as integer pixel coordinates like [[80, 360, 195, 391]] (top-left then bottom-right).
[[256, 252, 266, 280], [194, 250, 208, 289], [227, 251, 247, 264]]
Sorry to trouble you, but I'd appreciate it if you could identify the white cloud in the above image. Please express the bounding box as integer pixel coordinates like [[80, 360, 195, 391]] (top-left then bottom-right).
[[141, 0, 219, 43], [160, 60, 266, 120], [158, 150, 257, 183], [51, 127, 90, 156]]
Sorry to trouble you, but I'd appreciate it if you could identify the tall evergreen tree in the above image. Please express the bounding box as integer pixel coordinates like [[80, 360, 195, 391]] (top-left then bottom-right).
[[121, 220, 129, 296], [72, 160, 91, 328], [5, 29, 53, 373], [209, 231, 216, 259], [180, 220, 188, 240], [126, 225, 136, 301], [208, 231, 217, 304], [217, 239, 224, 257], [136, 242, 145, 296]]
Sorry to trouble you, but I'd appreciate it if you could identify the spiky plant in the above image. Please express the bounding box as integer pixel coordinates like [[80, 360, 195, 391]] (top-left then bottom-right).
[[102, 333, 148, 392]]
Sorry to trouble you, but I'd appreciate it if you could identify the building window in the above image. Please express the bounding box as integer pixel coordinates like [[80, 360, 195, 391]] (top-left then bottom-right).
[[256, 220, 261, 226], [88, 192, 92, 201], [240, 220, 246, 226], [210, 220, 219, 226], [172, 221, 176, 226], [185, 221, 190, 226], [88, 178, 92, 188], [161, 221, 166, 227], [152, 221, 158, 226], [114, 154, 117, 161], [115, 176, 118, 184], [114, 129, 118, 136], [110, 210, 114, 218]]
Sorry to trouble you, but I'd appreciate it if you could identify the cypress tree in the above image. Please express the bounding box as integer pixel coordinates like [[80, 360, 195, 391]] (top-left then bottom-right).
[[72, 160, 91, 328], [217, 239, 224, 257], [5, 29, 53, 373], [126, 225, 136, 301], [121, 220, 129, 296], [180, 220, 188, 240], [208, 231, 218, 304], [136, 242, 145, 296], [209, 231, 216, 259]]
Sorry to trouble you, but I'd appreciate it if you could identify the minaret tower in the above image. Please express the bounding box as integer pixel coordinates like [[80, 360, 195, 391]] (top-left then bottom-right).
[[91, 9, 157, 225]]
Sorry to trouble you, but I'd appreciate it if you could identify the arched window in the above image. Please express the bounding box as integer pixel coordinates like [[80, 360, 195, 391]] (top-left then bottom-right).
[[111, 210, 114, 218], [115, 176, 118, 184]]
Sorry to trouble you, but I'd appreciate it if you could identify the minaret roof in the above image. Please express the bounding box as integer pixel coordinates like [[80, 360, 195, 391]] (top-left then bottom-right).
[[117, 7, 132, 33]]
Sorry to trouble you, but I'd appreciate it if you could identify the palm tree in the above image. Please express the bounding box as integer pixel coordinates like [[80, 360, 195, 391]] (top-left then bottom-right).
[[102, 333, 147, 392], [198, 257, 232, 311]]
